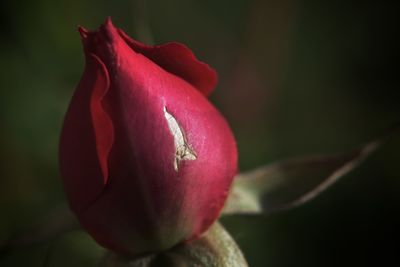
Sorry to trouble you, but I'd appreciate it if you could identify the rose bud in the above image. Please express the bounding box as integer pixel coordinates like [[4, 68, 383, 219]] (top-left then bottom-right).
[[59, 18, 237, 256]]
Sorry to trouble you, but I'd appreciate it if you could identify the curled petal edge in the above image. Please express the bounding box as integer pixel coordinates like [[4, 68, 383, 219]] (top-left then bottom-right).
[[88, 53, 114, 184], [118, 28, 218, 97]]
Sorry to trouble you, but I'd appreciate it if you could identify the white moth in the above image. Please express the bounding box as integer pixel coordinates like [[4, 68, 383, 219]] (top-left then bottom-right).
[[163, 106, 197, 171]]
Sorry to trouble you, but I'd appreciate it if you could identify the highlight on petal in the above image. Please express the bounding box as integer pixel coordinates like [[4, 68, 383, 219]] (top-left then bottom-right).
[[89, 54, 114, 184], [118, 29, 217, 96], [78, 26, 88, 39]]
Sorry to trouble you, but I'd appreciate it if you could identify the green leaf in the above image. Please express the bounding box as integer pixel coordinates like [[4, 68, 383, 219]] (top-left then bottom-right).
[[222, 125, 399, 215], [100, 222, 248, 267]]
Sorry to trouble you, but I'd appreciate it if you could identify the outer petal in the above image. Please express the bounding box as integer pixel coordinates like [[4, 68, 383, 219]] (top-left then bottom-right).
[[117, 28, 217, 96], [90, 55, 113, 184], [59, 52, 113, 212]]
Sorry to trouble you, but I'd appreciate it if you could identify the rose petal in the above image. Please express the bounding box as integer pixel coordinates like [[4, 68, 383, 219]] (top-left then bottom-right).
[[89, 54, 113, 184], [118, 29, 217, 96], [60, 53, 113, 212]]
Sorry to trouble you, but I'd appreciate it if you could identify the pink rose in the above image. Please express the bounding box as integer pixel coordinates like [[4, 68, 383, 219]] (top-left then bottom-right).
[[59, 18, 237, 256]]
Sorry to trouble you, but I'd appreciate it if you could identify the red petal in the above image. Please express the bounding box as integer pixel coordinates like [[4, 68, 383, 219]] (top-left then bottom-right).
[[117, 29, 218, 96], [60, 53, 113, 212], [90, 54, 113, 184]]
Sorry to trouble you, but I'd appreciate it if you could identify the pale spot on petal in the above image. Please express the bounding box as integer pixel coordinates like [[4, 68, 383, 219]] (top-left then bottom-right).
[[164, 106, 197, 172]]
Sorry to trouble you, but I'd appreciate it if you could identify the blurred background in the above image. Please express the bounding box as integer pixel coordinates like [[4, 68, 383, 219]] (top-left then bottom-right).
[[0, 0, 399, 266]]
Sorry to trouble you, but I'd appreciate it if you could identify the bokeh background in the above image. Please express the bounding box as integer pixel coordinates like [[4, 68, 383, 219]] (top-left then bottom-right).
[[1, 0, 399, 266]]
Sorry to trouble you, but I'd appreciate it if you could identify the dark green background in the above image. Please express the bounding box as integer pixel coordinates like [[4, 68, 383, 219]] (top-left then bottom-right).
[[1, 0, 399, 266]]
